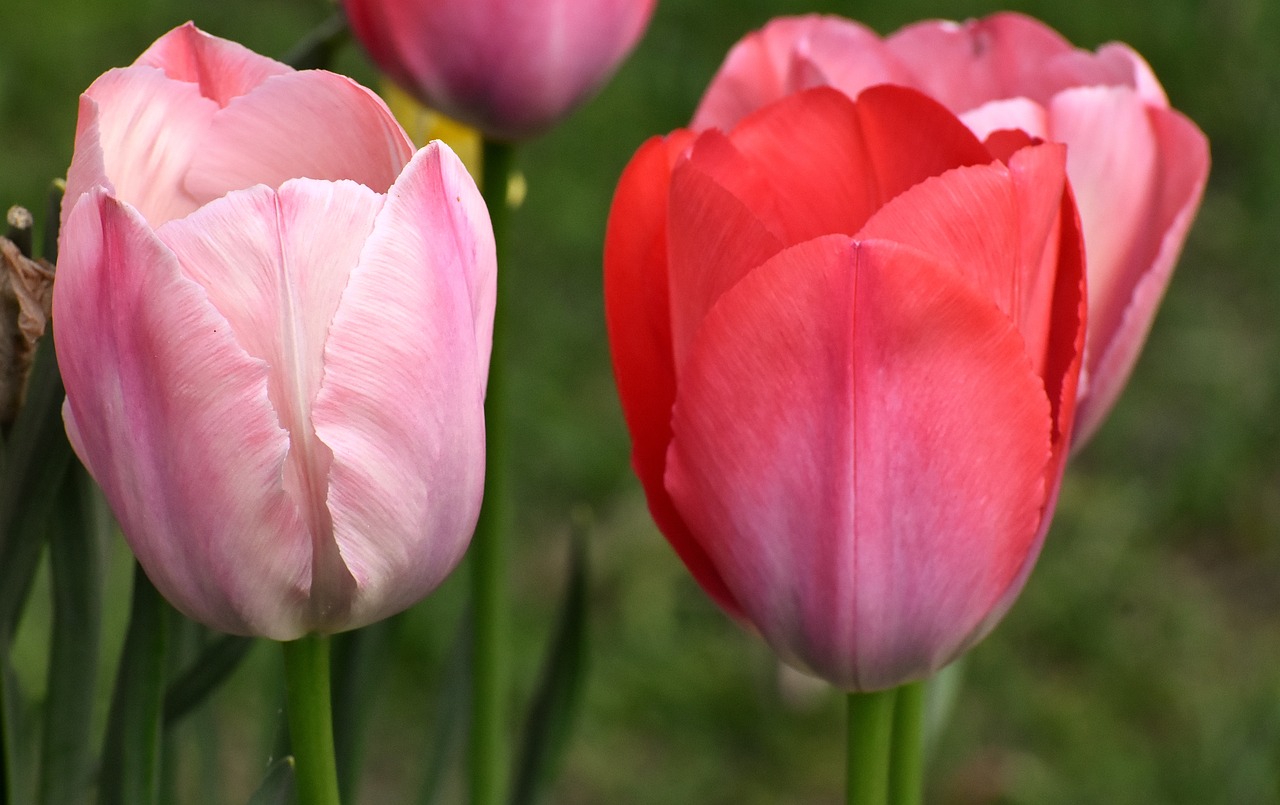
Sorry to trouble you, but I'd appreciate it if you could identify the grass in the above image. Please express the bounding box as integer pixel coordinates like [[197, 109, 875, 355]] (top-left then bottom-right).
[[2, 0, 1277, 801]]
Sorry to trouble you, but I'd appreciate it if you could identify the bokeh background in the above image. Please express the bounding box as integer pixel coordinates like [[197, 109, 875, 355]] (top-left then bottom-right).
[[3, 0, 1277, 802]]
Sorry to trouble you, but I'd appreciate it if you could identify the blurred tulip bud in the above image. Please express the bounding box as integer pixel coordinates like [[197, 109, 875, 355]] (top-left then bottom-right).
[[342, 0, 657, 141]]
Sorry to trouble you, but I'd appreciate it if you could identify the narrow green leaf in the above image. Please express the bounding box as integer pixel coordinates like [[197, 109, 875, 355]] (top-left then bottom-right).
[[0, 334, 72, 643], [417, 614, 472, 805], [1, 651, 35, 805], [163, 634, 257, 726], [509, 528, 590, 805], [99, 564, 169, 805], [37, 464, 103, 805], [246, 756, 296, 805], [331, 619, 393, 802], [281, 13, 348, 70]]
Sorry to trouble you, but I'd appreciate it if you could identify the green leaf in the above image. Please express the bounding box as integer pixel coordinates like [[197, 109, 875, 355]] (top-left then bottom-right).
[[416, 615, 471, 805], [330, 619, 393, 802], [1, 651, 35, 805], [246, 756, 296, 805], [0, 180, 69, 645], [0, 335, 72, 644], [509, 528, 590, 805], [37, 465, 103, 805], [99, 564, 169, 805], [163, 633, 257, 726]]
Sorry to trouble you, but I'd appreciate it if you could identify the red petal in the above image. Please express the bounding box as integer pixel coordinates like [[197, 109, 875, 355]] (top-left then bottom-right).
[[666, 235, 1052, 689], [604, 131, 743, 616]]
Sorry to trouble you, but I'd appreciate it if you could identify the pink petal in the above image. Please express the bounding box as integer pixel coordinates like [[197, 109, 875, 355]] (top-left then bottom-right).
[[54, 190, 313, 638], [136, 22, 292, 107], [960, 97, 1049, 141], [1072, 105, 1209, 445], [312, 143, 492, 629], [157, 178, 390, 628], [603, 131, 743, 616], [1046, 86, 1158, 387], [666, 235, 1052, 690], [186, 71, 414, 204], [63, 67, 217, 228], [691, 15, 907, 131], [887, 13, 1075, 111]]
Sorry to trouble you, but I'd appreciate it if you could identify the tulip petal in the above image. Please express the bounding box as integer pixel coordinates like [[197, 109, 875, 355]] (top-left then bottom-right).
[[667, 134, 786, 368], [311, 143, 492, 629], [1072, 105, 1209, 444], [54, 190, 313, 638], [887, 13, 1075, 111], [960, 97, 1049, 141], [603, 132, 743, 616], [136, 21, 292, 107], [158, 177, 394, 628], [1049, 87, 1158, 371], [723, 86, 991, 242], [691, 15, 909, 131], [666, 235, 1051, 689], [64, 67, 217, 228], [186, 72, 415, 205]]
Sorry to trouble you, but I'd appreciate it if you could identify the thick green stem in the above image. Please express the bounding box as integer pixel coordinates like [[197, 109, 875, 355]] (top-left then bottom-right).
[[888, 681, 926, 805], [282, 635, 341, 805], [847, 689, 896, 805], [469, 138, 516, 805]]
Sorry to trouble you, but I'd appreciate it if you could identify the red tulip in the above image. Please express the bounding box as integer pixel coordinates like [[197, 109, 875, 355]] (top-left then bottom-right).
[[605, 85, 1086, 689], [694, 13, 1209, 445], [342, 0, 657, 141], [55, 25, 496, 639]]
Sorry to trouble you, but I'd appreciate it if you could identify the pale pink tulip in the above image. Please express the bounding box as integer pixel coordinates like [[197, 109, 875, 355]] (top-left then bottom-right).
[[342, 0, 657, 141], [694, 12, 1210, 445], [606, 86, 1086, 690], [55, 24, 496, 639]]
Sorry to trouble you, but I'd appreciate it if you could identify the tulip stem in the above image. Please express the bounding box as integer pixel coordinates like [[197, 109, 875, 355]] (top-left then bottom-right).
[[469, 137, 517, 805], [282, 634, 341, 805], [888, 681, 926, 805], [847, 688, 896, 805]]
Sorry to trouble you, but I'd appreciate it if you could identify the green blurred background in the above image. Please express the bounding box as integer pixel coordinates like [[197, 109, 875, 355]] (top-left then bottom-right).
[[2, 0, 1277, 802]]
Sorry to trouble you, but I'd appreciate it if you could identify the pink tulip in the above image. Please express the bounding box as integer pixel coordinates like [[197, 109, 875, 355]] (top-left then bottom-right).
[[605, 85, 1086, 690], [693, 12, 1209, 445], [55, 24, 496, 639], [341, 0, 657, 141]]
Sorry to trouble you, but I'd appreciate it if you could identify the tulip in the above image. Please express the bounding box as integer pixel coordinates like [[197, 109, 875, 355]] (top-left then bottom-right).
[[693, 12, 1209, 446], [341, 0, 657, 141], [55, 24, 496, 640], [605, 85, 1086, 690]]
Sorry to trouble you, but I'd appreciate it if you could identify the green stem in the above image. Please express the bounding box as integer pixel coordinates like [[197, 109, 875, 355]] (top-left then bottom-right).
[[282, 635, 341, 805], [888, 681, 926, 805], [847, 689, 896, 805], [469, 138, 515, 805]]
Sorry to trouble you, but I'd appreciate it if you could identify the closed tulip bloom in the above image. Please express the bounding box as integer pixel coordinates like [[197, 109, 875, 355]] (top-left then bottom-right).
[[55, 24, 496, 639], [606, 86, 1086, 690], [342, 0, 657, 141], [694, 12, 1209, 445]]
